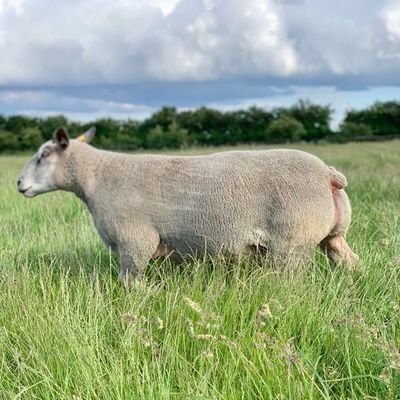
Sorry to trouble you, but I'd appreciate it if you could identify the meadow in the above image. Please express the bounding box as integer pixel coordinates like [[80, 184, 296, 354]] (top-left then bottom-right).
[[0, 141, 400, 399]]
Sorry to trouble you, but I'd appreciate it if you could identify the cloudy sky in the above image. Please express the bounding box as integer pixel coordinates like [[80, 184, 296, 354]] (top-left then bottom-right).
[[0, 0, 399, 126]]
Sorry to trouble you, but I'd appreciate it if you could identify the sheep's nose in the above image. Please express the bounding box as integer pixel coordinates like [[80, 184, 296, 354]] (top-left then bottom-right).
[[17, 179, 21, 186]]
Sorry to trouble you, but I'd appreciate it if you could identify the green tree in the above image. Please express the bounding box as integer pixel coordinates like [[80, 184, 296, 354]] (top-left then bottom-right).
[[0, 114, 6, 129], [344, 101, 400, 137], [226, 107, 274, 143], [285, 100, 332, 141], [333, 122, 373, 143], [38, 115, 68, 140], [147, 122, 190, 149], [146, 125, 164, 149], [5, 115, 30, 135], [68, 121, 87, 138], [20, 126, 44, 150], [93, 118, 120, 141], [140, 107, 178, 143], [165, 121, 190, 148], [176, 107, 228, 146], [266, 115, 306, 143], [119, 119, 142, 149], [0, 129, 19, 151]]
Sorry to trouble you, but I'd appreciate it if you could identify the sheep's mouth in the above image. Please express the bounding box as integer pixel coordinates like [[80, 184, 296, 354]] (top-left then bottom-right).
[[18, 185, 31, 194], [19, 186, 35, 197]]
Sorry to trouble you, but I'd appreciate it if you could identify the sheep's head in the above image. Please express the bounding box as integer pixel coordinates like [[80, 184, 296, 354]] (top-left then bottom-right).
[[17, 127, 95, 197]]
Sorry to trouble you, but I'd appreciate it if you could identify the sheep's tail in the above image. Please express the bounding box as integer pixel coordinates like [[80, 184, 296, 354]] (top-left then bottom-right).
[[329, 166, 347, 189]]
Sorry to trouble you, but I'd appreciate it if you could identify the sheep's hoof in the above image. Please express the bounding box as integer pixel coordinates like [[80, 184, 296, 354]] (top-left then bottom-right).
[[119, 272, 146, 292]]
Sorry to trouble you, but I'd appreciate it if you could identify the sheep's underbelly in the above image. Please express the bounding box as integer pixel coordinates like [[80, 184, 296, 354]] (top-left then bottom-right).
[[159, 225, 255, 257]]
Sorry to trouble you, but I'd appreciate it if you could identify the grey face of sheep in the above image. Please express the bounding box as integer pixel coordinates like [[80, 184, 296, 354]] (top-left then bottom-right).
[[17, 127, 95, 198]]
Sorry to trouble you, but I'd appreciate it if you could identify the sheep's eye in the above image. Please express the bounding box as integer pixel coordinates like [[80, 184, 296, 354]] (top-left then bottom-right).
[[36, 150, 50, 165]]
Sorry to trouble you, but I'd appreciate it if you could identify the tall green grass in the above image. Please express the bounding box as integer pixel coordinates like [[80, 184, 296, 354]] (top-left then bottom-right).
[[1, 141, 400, 399]]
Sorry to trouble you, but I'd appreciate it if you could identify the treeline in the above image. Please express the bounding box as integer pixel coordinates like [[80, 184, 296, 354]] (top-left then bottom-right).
[[0, 100, 399, 152]]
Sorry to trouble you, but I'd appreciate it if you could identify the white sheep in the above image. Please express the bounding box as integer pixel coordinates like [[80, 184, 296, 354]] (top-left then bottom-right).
[[18, 127, 358, 287]]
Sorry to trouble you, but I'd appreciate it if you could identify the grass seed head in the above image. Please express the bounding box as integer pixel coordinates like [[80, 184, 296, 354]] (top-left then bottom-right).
[[183, 297, 204, 315], [186, 318, 195, 336], [282, 338, 300, 365], [196, 334, 217, 341], [202, 349, 214, 359], [121, 313, 136, 324], [256, 332, 277, 347]]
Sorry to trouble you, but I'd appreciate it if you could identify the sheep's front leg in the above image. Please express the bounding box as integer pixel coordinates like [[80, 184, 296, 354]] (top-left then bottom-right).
[[119, 252, 144, 289], [118, 227, 160, 289]]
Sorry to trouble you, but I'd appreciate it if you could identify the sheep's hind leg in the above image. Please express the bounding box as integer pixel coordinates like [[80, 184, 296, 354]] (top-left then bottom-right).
[[320, 236, 359, 268], [320, 188, 359, 268]]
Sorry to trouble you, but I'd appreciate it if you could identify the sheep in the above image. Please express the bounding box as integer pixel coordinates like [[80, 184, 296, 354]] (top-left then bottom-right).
[[17, 127, 359, 287]]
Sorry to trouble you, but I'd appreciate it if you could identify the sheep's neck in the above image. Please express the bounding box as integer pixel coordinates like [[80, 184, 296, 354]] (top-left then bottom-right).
[[61, 144, 100, 203]]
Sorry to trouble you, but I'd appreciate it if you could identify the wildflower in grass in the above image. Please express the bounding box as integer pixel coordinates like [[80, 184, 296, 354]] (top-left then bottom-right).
[[217, 335, 238, 349], [345, 275, 358, 295], [121, 313, 158, 350], [121, 313, 135, 324], [379, 238, 390, 247], [202, 348, 214, 359], [142, 339, 153, 348], [270, 298, 283, 310], [256, 303, 272, 327], [345, 274, 354, 286], [335, 314, 364, 328], [282, 338, 300, 365], [388, 344, 400, 370], [369, 325, 379, 340], [389, 256, 400, 267], [325, 366, 341, 380], [390, 300, 400, 312], [155, 316, 164, 330], [255, 332, 276, 348], [379, 367, 391, 384]]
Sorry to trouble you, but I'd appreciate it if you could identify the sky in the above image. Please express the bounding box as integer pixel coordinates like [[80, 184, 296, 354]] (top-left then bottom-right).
[[0, 0, 399, 127]]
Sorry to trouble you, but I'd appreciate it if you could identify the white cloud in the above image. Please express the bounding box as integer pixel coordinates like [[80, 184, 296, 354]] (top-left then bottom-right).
[[0, 0, 299, 84], [0, 89, 155, 120], [383, 1, 400, 39], [149, 0, 181, 15], [380, 1, 400, 63], [0, 0, 398, 87]]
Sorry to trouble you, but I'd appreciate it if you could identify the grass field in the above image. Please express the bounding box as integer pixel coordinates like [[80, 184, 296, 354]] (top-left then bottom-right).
[[1, 141, 400, 399]]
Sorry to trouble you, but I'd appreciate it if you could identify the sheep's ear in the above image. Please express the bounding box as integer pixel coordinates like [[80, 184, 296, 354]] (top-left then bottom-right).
[[53, 127, 70, 150], [76, 127, 96, 144]]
